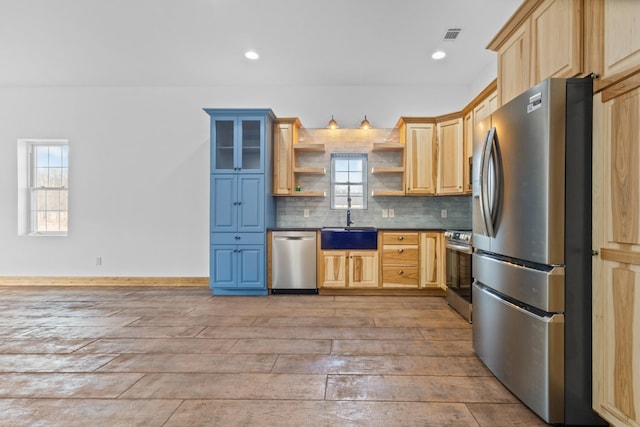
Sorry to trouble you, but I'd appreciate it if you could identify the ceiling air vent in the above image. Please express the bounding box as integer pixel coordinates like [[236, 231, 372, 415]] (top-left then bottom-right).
[[443, 28, 461, 41]]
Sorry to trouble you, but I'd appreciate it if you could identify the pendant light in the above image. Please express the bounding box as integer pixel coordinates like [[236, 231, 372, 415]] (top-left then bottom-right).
[[359, 115, 371, 129], [327, 115, 339, 129]]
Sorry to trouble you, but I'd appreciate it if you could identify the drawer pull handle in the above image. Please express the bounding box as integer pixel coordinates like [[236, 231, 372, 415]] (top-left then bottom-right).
[[397, 270, 404, 275], [397, 248, 404, 253], [397, 236, 404, 241]]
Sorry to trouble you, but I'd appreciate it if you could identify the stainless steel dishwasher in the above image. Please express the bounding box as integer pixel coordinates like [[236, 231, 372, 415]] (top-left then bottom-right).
[[271, 231, 317, 294]]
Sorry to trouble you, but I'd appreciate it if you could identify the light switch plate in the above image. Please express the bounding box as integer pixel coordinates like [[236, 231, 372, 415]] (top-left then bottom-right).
[[304, 209, 309, 218], [382, 209, 388, 218], [389, 209, 395, 217], [441, 209, 447, 218]]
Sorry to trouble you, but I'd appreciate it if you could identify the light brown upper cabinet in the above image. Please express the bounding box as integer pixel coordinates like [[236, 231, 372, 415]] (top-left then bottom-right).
[[497, 22, 531, 106], [602, 1, 640, 81], [463, 86, 498, 195], [436, 117, 464, 195], [399, 118, 437, 195], [530, 0, 583, 84], [490, 0, 583, 106], [272, 118, 299, 195], [272, 118, 326, 197]]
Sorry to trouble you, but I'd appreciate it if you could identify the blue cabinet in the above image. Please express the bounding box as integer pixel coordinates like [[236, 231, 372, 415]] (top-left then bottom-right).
[[210, 115, 265, 173], [211, 175, 264, 232], [205, 109, 275, 296], [210, 234, 265, 292]]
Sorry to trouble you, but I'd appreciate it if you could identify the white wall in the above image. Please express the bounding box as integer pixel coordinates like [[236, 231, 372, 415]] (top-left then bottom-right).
[[0, 83, 481, 276]]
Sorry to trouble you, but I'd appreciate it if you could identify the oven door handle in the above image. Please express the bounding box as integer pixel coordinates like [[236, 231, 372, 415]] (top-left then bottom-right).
[[446, 241, 473, 254]]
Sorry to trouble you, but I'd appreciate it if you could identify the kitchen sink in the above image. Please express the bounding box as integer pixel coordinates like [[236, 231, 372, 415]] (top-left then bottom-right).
[[320, 227, 378, 250]]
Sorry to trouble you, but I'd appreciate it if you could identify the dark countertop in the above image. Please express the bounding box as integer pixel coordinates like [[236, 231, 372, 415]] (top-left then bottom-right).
[[268, 227, 447, 232]]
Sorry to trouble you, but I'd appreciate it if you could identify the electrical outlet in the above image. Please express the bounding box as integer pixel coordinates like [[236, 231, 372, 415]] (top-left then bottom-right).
[[382, 209, 388, 218], [96, 256, 102, 266], [303, 209, 309, 218], [389, 209, 395, 218], [441, 209, 448, 218]]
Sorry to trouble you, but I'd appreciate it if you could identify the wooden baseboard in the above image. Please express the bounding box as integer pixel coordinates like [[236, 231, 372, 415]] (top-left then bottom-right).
[[0, 277, 209, 287]]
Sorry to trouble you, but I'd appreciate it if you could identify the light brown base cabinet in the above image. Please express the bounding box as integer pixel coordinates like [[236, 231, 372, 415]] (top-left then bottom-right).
[[317, 231, 444, 291], [319, 250, 379, 289], [380, 231, 444, 289], [381, 231, 420, 288]]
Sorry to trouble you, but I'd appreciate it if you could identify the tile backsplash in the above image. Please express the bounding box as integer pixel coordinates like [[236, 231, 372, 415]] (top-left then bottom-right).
[[276, 195, 471, 229]]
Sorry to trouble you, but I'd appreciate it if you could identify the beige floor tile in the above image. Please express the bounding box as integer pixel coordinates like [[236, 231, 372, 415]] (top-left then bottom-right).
[[120, 372, 326, 399], [0, 316, 139, 327], [253, 316, 375, 327], [466, 403, 551, 426], [272, 354, 492, 376], [128, 314, 257, 327], [165, 400, 480, 427], [0, 338, 93, 353], [332, 338, 474, 356], [0, 398, 182, 427], [15, 325, 205, 339], [0, 354, 117, 373], [229, 338, 331, 354], [0, 373, 144, 398], [374, 315, 472, 328], [199, 325, 424, 340], [326, 374, 518, 403], [98, 353, 277, 373], [76, 337, 236, 354], [420, 327, 472, 340]]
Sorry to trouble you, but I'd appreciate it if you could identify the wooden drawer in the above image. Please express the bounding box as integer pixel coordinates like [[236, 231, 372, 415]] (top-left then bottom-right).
[[382, 266, 419, 286], [382, 246, 419, 265], [382, 232, 419, 245]]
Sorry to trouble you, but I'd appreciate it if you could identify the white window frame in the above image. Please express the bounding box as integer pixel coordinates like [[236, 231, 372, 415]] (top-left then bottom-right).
[[330, 153, 368, 210], [17, 139, 69, 236]]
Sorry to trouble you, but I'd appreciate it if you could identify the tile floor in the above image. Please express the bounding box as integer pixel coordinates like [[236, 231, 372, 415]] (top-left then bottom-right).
[[0, 286, 549, 426]]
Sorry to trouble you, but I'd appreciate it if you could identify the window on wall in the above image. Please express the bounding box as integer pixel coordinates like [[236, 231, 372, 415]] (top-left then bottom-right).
[[17, 140, 69, 236], [330, 153, 367, 209]]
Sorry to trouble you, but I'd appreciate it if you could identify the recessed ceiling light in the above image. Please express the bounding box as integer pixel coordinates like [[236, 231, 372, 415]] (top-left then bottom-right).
[[431, 50, 446, 60], [245, 51, 259, 60]]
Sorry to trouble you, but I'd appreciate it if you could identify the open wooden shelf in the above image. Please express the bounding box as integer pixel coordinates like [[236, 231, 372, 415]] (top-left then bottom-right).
[[293, 143, 326, 152], [294, 167, 326, 174], [371, 166, 404, 174], [290, 191, 326, 197], [371, 190, 406, 196], [371, 143, 404, 152]]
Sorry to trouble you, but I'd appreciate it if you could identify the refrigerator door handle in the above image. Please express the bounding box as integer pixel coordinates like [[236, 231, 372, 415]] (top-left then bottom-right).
[[479, 127, 497, 237]]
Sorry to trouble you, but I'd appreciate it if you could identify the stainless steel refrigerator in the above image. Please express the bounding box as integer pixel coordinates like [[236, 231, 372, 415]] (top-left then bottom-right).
[[471, 78, 605, 425]]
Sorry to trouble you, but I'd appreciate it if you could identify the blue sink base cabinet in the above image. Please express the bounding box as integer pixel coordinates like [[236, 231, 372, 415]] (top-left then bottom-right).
[[205, 108, 276, 296]]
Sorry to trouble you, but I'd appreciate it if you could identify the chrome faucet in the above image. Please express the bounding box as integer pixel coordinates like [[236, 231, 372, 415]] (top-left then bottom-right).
[[346, 209, 354, 227]]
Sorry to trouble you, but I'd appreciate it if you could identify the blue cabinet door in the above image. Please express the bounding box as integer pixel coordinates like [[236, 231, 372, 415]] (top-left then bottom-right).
[[210, 116, 265, 173], [210, 245, 235, 288], [238, 175, 264, 232], [211, 175, 236, 232], [211, 117, 237, 173], [237, 244, 264, 288], [210, 244, 264, 289], [211, 175, 264, 232]]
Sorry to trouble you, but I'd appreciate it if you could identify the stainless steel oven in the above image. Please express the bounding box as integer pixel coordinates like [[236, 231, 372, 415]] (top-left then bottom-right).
[[444, 230, 472, 322]]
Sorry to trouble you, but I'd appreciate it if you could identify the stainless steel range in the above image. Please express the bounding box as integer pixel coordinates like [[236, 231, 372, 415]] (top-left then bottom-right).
[[444, 230, 472, 322]]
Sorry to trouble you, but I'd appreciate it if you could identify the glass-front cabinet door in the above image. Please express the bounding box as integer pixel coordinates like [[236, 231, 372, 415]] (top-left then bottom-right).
[[211, 117, 264, 173]]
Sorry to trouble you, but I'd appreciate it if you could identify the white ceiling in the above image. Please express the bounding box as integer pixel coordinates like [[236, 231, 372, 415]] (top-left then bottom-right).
[[0, 0, 523, 88]]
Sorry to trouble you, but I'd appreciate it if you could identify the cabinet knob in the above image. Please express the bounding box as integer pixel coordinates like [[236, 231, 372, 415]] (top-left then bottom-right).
[[397, 248, 404, 253], [397, 236, 404, 241], [397, 270, 404, 275]]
